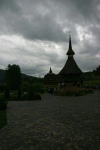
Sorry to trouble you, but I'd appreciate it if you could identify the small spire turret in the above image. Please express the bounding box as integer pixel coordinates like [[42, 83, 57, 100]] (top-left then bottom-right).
[[49, 67, 52, 74]]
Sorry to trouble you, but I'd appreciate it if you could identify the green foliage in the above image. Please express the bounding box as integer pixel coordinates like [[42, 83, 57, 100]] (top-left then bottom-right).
[[10, 94, 18, 101], [4, 86, 10, 100], [4, 88, 41, 101], [83, 79, 100, 85], [0, 95, 7, 110], [95, 65, 100, 76], [23, 75, 30, 83], [0, 84, 5, 92], [27, 85, 35, 100], [83, 72, 94, 81], [18, 88, 21, 100], [31, 78, 43, 84], [54, 89, 94, 96], [0, 110, 7, 129], [0, 69, 6, 84], [5, 64, 22, 90], [33, 94, 41, 100], [32, 83, 43, 93], [26, 84, 42, 100], [21, 81, 29, 92], [21, 93, 27, 101]]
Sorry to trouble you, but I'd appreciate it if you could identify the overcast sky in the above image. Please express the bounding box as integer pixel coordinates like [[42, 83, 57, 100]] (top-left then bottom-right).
[[0, 0, 100, 77]]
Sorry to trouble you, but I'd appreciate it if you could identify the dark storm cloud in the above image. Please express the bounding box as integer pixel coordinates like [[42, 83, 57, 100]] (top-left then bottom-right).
[[12, 14, 67, 42], [0, 0, 100, 76], [0, 0, 67, 42], [0, 0, 21, 13]]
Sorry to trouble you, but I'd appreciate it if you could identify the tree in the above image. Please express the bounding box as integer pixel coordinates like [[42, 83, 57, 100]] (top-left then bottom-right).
[[27, 85, 35, 100], [5, 64, 22, 90], [5, 86, 10, 100], [95, 65, 100, 76], [21, 81, 29, 92]]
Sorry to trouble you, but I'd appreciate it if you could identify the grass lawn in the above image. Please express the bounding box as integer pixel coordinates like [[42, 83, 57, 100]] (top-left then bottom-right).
[[83, 79, 100, 85], [0, 110, 7, 129]]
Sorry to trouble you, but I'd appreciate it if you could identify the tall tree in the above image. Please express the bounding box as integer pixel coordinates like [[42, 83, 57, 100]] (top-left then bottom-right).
[[94, 65, 100, 76], [5, 64, 22, 90]]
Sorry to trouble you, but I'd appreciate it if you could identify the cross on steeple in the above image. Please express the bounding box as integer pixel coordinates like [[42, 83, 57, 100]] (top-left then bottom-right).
[[68, 30, 71, 36]]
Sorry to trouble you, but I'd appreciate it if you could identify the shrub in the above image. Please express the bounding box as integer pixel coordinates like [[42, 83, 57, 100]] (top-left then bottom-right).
[[0, 84, 5, 92], [0, 96, 7, 110], [21, 81, 29, 92], [10, 94, 18, 101], [33, 94, 41, 100], [18, 88, 21, 100], [21, 93, 27, 101], [27, 85, 35, 100], [5, 86, 10, 100], [54, 89, 94, 96], [0, 110, 7, 129], [32, 83, 43, 93]]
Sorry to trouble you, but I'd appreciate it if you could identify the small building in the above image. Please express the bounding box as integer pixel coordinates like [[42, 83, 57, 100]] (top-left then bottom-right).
[[44, 67, 57, 85]]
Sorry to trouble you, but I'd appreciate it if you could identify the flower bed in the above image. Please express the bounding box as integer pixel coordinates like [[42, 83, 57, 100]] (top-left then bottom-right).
[[21, 93, 41, 101], [54, 89, 94, 96]]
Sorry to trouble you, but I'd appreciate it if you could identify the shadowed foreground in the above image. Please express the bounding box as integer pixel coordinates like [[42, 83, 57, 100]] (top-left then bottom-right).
[[0, 91, 100, 150]]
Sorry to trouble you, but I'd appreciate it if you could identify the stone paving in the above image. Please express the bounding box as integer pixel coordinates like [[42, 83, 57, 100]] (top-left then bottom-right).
[[0, 91, 100, 150]]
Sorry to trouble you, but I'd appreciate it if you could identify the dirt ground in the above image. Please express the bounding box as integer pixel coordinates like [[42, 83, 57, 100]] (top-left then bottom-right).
[[0, 91, 100, 150]]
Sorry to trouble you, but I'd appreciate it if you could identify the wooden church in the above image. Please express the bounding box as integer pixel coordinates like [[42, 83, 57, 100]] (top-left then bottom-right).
[[44, 35, 83, 86]]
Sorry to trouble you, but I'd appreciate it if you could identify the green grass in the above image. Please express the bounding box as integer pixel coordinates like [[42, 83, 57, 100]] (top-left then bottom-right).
[[0, 110, 7, 129], [83, 79, 100, 85]]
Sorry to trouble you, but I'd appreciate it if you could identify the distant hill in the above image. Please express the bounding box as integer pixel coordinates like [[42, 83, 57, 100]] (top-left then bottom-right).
[[0, 69, 40, 84]]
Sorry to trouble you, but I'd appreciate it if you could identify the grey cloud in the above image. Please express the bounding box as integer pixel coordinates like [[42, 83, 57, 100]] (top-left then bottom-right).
[[5, 14, 67, 42], [0, 0, 100, 77], [0, 0, 21, 13], [0, 0, 68, 42]]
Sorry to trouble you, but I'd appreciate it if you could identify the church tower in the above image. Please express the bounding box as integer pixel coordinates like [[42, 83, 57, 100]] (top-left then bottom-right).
[[44, 67, 57, 85], [58, 35, 82, 84]]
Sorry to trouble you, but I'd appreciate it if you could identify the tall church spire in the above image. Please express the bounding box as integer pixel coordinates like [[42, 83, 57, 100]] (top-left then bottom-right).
[[59, 35, 82, 75], [66, 35, 75, 56]]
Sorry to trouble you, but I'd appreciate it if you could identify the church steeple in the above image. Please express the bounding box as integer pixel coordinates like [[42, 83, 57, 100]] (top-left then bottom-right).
[[49, 67, 52, 74], [66, 35, 75, 56], [59, 35, 82, 75]]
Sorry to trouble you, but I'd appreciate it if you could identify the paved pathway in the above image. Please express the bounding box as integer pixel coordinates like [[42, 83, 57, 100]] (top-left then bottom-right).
[[0, 91, 100, 150]]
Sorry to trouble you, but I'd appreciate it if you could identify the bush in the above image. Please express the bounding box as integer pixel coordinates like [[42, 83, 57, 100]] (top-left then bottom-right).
[[18, 88, 21, 100], [0, 84, 5, 92], [5, 86, 10, 100], [0, 96, 7, 110], [10, 94, 18, 101], [27, 85, 35, 100], [21, 93, 27, 101], [21, 81, 29, 92], [33, 94, 41, 100], [54, 89, 94, 96], [32, 83, 43, 93], [0, 110, 7, 129]]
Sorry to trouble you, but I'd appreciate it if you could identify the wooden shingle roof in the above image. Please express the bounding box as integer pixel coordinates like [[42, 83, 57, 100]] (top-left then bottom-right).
[[59, 57, 82, 75]]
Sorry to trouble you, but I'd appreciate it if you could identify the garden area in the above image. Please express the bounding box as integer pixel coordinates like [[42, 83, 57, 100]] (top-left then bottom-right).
[[0, 83, 43, 129], [54, 88, 94, 96], [0, 64, 100, 130]]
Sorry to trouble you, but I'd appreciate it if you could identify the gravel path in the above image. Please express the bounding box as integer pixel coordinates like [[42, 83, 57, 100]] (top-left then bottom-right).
[[0, 91, 100, 150]]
